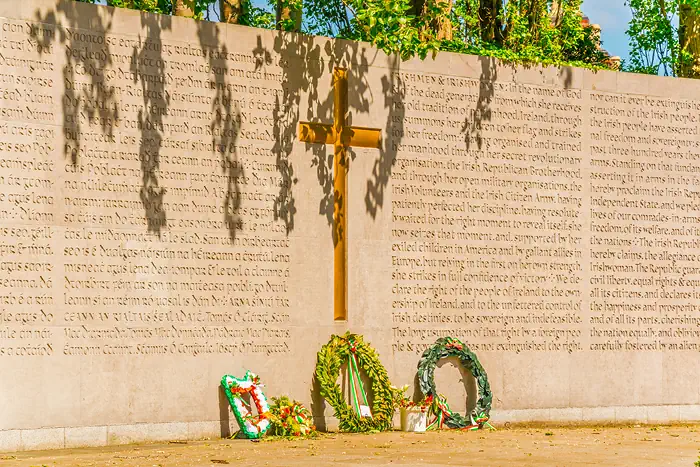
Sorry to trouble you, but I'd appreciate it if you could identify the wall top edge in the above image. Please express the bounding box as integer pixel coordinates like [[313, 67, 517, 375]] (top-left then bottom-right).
[[3, 0, 693, 95]]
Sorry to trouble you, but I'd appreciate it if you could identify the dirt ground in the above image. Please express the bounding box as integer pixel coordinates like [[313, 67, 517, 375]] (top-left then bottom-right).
[[3, 425, 699, 467]]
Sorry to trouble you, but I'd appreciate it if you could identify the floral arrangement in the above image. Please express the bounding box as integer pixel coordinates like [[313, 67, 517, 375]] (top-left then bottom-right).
[[392, 385, 431, 411], [268, 396, 316, 437]]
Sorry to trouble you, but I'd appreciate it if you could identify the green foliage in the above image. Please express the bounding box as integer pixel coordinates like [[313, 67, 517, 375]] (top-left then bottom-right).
[[624, 0, 700, 77], [273, 0, 303, 30], [315, 332, 394, 432], [80, 0, 205, 16], [88, 0, 221, 19], [106, 0, 171, 14], [302, 0, 354, 37], [457, 0, 607, 67], [348, 0, 437, 59], [338, 0, 608, 66], [77, 0, 612, 68], [625, 0, 679, 75], [241, 1, 276, 28], [559, 0, 608, 63]]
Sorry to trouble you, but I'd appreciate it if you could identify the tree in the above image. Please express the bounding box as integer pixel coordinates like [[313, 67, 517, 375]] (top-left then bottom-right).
[[276, 0, 302, 30], [173, 0, 193, 16], [550, 0, 564, 27], [679, 2, 700, 77], [411, 0, 455, 41], [221, 0, 245, 23], [78, 0, 611, 68], [92, 0, 171, 13], [478, 0, 503, 43], [624, 0, 700, 77], [625, 0, 678, 75]]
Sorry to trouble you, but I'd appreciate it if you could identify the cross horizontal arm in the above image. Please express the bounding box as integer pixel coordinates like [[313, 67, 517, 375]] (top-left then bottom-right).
[[345, 126, 382, 149], [299, 122, 334, 145], [299, 122, 381, 149]]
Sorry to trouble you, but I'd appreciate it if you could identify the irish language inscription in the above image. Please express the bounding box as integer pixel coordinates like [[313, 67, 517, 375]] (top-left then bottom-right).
[[0, 17, 294, 359]]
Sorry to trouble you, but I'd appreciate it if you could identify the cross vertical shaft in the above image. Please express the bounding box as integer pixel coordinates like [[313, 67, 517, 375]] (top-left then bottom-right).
[[298, 67, 382, 322], [332, 68, 348, 321]]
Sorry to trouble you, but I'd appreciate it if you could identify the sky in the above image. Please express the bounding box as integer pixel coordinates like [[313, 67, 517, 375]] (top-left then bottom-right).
[[581, 0, 632, 62]]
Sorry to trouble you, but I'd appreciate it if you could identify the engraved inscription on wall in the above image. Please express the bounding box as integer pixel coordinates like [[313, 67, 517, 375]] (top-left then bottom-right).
[[1, 10, 700, 367], [0, 18, 294, 359], [388, 71, 700, 355], [588, 93, 700, 352]]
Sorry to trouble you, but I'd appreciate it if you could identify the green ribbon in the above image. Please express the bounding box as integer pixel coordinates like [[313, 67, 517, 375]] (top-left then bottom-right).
[[347, 340, 371, 418]]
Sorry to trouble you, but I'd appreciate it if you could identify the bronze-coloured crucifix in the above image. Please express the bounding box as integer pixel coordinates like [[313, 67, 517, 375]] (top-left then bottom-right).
[[298, 67, 382, 321]]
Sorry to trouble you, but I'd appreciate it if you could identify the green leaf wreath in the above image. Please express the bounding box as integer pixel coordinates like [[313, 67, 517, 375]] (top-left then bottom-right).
[[315, 332, 394, 432], [418, 337, 493, 430]]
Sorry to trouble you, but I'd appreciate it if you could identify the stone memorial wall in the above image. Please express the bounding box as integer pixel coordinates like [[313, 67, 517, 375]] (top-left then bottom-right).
[[376, 67, 700, 414], [0, 0, 699, 451]]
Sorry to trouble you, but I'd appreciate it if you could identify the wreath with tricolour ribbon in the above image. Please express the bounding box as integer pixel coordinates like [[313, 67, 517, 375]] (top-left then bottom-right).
[[315, 332, 394, 432], [417, 337, 493, 430], [221, 371, 272, 439]]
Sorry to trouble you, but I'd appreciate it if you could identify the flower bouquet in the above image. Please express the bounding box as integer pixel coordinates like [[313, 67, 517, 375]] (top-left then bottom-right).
[[267, 396, 317, 438], [392, 385, 430, 432]]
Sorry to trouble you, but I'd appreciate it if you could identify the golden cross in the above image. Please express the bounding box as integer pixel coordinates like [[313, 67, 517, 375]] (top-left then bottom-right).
[[298, 67, 382, 321]]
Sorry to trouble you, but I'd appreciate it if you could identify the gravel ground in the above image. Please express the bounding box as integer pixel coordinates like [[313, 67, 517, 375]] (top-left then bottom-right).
[[3, 425, 699, 467]]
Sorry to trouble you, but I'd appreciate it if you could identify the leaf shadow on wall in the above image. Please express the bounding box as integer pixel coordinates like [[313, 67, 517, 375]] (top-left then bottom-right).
[[197, 21, 243, 243], [131, 11, 171, 235], [31, 3, 249, 241], [255, 32, 374, 246], [461, 57, 497, 153], [31, 2, 119, 165], [461, 58, 575, 154], [31, 2, 172, 235], [252, 33, 379, 423], [366, 53, 401, 220]]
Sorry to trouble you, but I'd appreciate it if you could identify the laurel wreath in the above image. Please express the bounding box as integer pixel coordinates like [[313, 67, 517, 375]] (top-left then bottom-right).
[[417, 337, 493, 429], [314, 332, 394, 432]]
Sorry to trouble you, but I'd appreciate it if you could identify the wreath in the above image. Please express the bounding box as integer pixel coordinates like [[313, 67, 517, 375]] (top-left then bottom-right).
[[418, 337, 493, 430], [315, 332, 394, 432], [221, 371, 272, 439]]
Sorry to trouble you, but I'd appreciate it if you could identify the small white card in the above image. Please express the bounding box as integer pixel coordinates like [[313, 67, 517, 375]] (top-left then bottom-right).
[[359, 405, 373, 418]]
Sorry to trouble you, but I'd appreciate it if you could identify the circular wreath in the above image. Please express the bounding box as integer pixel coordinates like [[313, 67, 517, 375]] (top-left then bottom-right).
[[315, 332, 394, 432], [418, 337, 493, 429]]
